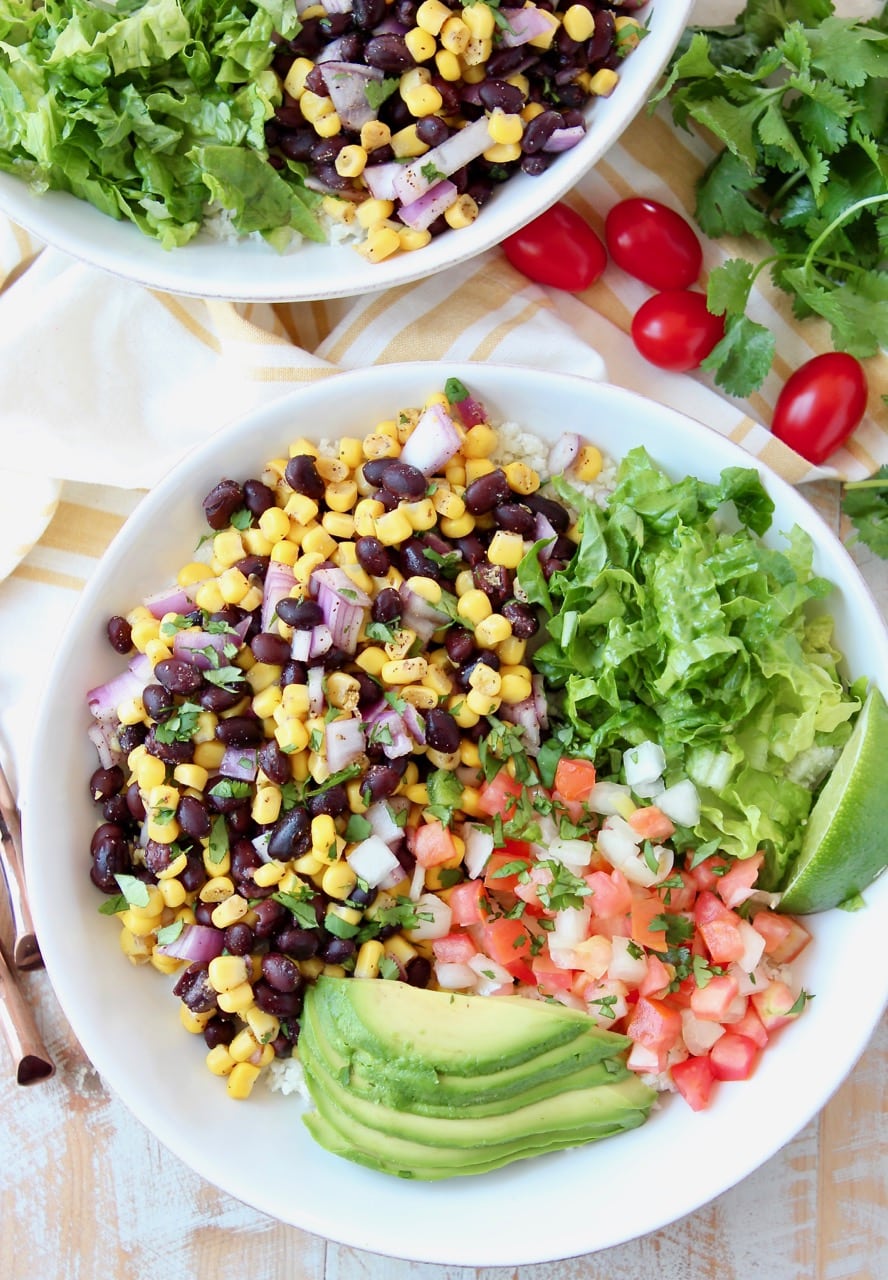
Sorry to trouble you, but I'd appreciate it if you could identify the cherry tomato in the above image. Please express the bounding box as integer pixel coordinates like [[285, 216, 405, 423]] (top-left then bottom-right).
[[502, 202, 607, 292], [771, 352, 868, 464], [605, 198, 703, 291], [631, 290, 725, 372]]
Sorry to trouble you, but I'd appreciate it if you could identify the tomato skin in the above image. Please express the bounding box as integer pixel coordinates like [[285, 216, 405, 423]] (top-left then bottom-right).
[[771, 353, 868, 464], [502, 202, 607, 292], [553, 756, 597, 802], [671, 1054, 716, 1111], [631, 290, 725, 372], [605, 198, 702, 291]]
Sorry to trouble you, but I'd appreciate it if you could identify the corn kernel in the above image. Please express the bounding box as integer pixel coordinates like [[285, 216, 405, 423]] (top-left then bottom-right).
[[390, 124, 428, 158], [173, 763, 208, 792], [403, 83, 443, 117], [356, 198, 395, 229], [354, 939, 385, 979], [193, 739, 226, 770], [466, 687, 501, 717], [227, 1061, 262, 1099], [500, 672, 534, 704], [283, 56, 314, 98], [211, 893, 250, 929], [439, 511, 476, 538], [158, 878, 187, 910], [381, 657, 429, 684], [457, 588, 493, 624], [335, 144, 368, 178], [462, 35, 492, 66], [399, 226, 433, 252], [575, 443, 603, 482], [400, 684, 438, 710], [522, 101, 546, 123], [422, 664, 453, 698], [416, 0, 450, 33], [119, 912, 156, 940], [435, 47, 462, 80], [488, 529, 525, 569], [487, 110, 524, 146], [147, 814, 180, 845], [360, 120, 392, 152], [462, 1, 495, 38], [200, 875, 236, 904], [440, 14, 470, 53], [321, 861, 358, 901], [251, 785, 282, 827], [614, 14, 644, 49], [217, 982, 255, 1015], [246, 1007, 280, 1045], [285, 492, 320, 527], [137, 754, 167, 792], [206, 1045, 236, 1076], [590, 67, 619, 96], [252, 861, 286, 888], [474, 613, 512, 648], [374, 507, 414, 545], [208, 954, 249, 993], [180, 1004, 213, 1034], [461, 423, 497, 458], [302, 525, 339, 559], [445, 193, 480, 229], [128, 883, 165, 922], [177, 561, 213, 588], [143, 638, 173, 667], [430, 488, 465, 521], [483, 140, 522, 164], [449, 696, 480, 728], [384, 934, 417, 964], [402, 497, 438, 531], [528, 11, 559, 48], [275, 717, 310, 754], [405, 26, 436, 61], [229, 1027, 261, 1064], [563, 3, 596, 41], [300, 89, 335, 123], [504, 461, 539, 495], [468, 662, 502, 697]]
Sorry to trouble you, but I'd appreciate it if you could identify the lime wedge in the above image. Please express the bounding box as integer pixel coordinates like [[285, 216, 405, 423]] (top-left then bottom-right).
[[780, 686, 888, 914]]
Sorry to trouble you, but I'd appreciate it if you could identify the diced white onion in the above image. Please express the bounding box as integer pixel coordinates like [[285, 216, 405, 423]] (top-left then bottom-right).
[[681, 1009, 726, 1056], [608, 935, 649, 985], [463, 824, 495, 880], [623, 740, 666, 787], [405, 892, 452, 942], [468, 952, 513, 995], [547, 836, 594, 873], [549, 904, 591, 949], [586, 781, 632, 815], [434, 961, 477, 991], [346, 835, 402, 888], [363, 800, 404, 847], [657, 779, 701, 827], [735, 920, 767, 975]]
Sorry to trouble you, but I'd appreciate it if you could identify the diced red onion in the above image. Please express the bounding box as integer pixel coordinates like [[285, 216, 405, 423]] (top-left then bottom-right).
[[393, 115, 493, 205], [87, 653, 153, 722], [252, 831, 272, 864], [547, 432, 580, 476], [320, 0, 352, 17], [543, 125, 585, 152], [312, 566, 371, 607], [363, 800, 406, 847], [309, 623, 334, 658], [315, 36, 346, 63], [365, 702, 413, 758], [156, 923, 225, 962], [316, 584, 365, 654], [261, 560, 296, 634], [532, 673, 548, 729], [307, 666, 326, 716], [88, 721, 122, 769], [534, 512, 558, 564], [219, 746, 258, 781], [398, 402, 463, 476], [499, 7, 555, 46], [290, 628, 312, 662], [451, 394, 487, 428], [144, 584, 192, 619], [362, 161, 402, 202], [172, 627, 242, 669], [397, 179, 458, 230], [399, 582, 449, 642], [319, 61, 383, 132], [346, 834, 403, 888], [499, 695, 541, 752], [401, 701, 426, 746], [325, 716, 365, 772]]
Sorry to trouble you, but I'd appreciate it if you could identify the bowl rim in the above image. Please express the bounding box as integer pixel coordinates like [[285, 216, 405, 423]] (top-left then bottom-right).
[[22, 362, 888, 1265], [0, 0, 694, 302]]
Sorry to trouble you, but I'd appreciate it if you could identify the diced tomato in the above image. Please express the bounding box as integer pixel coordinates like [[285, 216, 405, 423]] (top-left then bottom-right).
[[657, 869, 697, 913], [626, 996, 683, 1055], [553, 757, 597, 802], [586, 868, 634, 918], [716, 852, 763, 909], [752, 911, 812, 964], [627, 805, 675, 841], [448, 879, 490, 927], [730, 1004, 769, 1050], [687, 854, 732, 892], [432, 933, 478, 965], [503, 957, 537, 986], [671, 1054, 716, 1111], [414, 819, 459, 868], [630, 895, 669, 953], [638, 954, 672, 998], [531, 950, 574, 995], [751, 980, 804, 1032], [627, 1041, 666, 1076], [477, 771, 523, 819], [689, 973, 741, 1022], [483, 842, 532, 893], [668, 975, 697, 1010], [710, 1033, 760, 1081], [477, 917, 533, 967], [695, 892, 746, 964]]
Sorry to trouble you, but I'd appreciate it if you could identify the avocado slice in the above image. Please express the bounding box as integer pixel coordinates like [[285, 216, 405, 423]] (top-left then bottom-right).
[[307, 976, 629, 1075], [300, 1002, 629, 1117], [300, 1044, 654, 1150], [302, 1065, 652, 1180], [301, 988, 629, 1114]]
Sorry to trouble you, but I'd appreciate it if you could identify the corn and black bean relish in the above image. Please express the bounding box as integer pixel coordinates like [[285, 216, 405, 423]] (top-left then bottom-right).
[[85, 382, 608, 1099]]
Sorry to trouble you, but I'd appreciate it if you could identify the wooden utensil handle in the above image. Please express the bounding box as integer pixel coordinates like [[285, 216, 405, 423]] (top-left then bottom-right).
[[0, 946, 54, 1084], [0, 762, 43, 970]]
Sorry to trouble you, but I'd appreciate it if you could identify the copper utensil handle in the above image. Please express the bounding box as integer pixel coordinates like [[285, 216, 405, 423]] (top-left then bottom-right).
[[0, 945, 54, 1084], [0, 761, 42, 970]]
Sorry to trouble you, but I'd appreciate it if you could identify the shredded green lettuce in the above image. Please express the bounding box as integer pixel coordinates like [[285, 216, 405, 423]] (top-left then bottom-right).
[[0, 0, 325, 248], [530, 449, 859, 885]]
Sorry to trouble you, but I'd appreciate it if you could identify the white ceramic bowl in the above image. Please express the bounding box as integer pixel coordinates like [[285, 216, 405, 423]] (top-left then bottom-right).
[[23, 364, 888, 1265], [0, 2, 691, 302]]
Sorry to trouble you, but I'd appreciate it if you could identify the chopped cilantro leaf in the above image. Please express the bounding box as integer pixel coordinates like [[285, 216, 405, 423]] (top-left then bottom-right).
[[365, 77, 399, 111]]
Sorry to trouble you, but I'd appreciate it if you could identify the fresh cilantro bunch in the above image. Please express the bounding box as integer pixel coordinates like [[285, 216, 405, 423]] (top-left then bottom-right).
[[653, 0, 888, 396], [842, 465, 888, 556]]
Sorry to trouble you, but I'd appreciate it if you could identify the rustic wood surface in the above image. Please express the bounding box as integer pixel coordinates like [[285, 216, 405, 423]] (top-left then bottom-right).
[[0, 478, 885, 1280]]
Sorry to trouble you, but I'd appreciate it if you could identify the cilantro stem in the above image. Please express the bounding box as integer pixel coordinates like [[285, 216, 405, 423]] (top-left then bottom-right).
[[802, 194, 888, 273], [843, 479, 888, 491]]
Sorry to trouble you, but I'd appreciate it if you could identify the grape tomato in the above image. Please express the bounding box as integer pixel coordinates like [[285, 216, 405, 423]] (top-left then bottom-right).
[[771, 353, 868, 464], [605, 198, 703, 291], [502, 202, 607, 293], [631, 290, 725, 372]]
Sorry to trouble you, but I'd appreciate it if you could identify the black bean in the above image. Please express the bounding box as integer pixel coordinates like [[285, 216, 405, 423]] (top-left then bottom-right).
[[280, 660, 308, 687], [106, 616, 132, 654], [223, 922, 255, 955], [494, 501, 537, 536], [142, 839, 171, 876], [267, 806, 311, 859], [363, 33, 413, 73], [101, 794, 130, 825], [279, 129, 316, 163], [307, 783, 350, 818], [338, 32, 364, 61], [310, 135, 348, 166], [380, 460, 427, 499], [361, 459, 389, 487], [173, 963, 218, 1014], [179, 853, 206, 894], [234, 553, 270, 580], [198, 684, 244, 714], [352, 0, 385, 27], [524, 491, 571, 533], [521, 151, 553, 178], [226, 805, 255, 838], [89, 765, 124, 803], [276, 597, 323, 629], [250, 631, 291, 665], [203, 479, 244, 530], [486, 47, 528, 77], [347, 883, 376, 909], [258, 739, 292, 786], [142, 683, 174, 723], [154, 658, 204, 697], [304, 65, 331, 97], [479, 79, 526, 114], [393, 0, 418, 23], [320, 936, 356, 965], [354, 671, 381, 707], [371, 586, 401, 624], [123, 783, 145, 823], [261, 953, 304, 994], [253, 981, 304, 1018], [89, 826, 132, 893], [253, 898, 288, 938], [274, 104, 303, 130], [463, 469, 511, 514], [215, 716, 263, 748], [405, 955, 432, 988], [204, 775, 246, 814], [284, 453, 325, 500], [401, 537, 440, 581], [454, 533, 486, 567], [521, 109, 563, 154], [321, 645, 350, 672], [203, 1016, 236, 1049], [243, 478, 275, 518], [502, 600, 539, 639], [274, 926, 320, 959], [356, 536, 390, 576], [194, 901, 215, 927], [416, 115, 450, 147], [587, 9, 616, 62], [445, 626, 475, 664], [424, 707, 460, 754], [229, 840, 262, 885], [144, 729, 194, 765], [362, 760, 406, 802], [474, 562, 512, 609], [118, 723, 147, 753]]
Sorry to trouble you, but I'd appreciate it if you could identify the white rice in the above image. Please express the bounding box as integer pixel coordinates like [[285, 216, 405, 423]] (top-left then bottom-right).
[[266, 1054, 311, 1099]]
